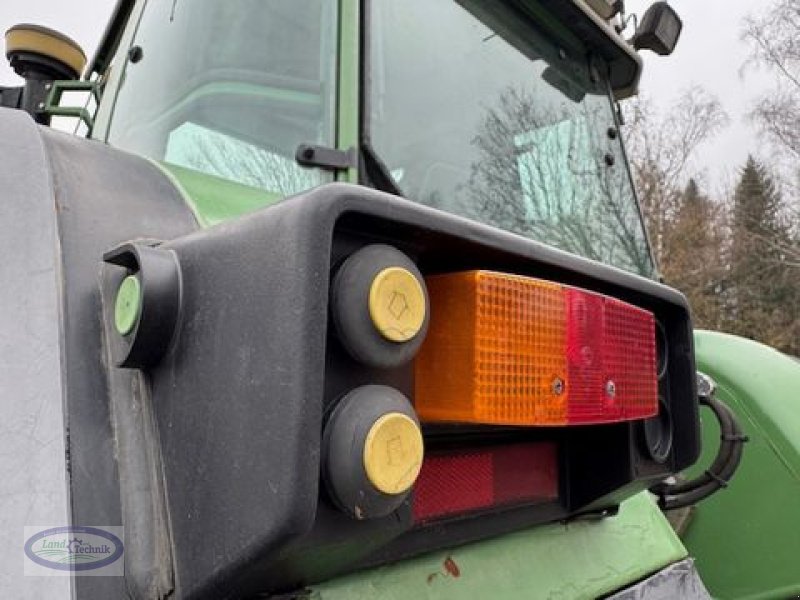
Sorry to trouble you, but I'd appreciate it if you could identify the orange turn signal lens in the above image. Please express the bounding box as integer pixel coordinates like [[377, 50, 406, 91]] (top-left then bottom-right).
[[414, 271, 657, 426]]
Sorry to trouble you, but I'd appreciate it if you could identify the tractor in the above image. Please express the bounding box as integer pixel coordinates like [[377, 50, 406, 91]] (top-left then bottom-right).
[[2, 0, 799, 598]]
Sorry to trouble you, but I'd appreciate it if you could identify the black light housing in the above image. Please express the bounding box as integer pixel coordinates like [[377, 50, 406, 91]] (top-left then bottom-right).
[[633, 2, 683, 56]]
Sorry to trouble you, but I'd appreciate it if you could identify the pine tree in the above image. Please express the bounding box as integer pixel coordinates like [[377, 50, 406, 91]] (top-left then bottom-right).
[[728, 157, 798, 352]]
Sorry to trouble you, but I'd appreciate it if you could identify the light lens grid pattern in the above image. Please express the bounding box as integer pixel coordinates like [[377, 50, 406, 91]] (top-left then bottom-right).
[[412, 442, 558, 524], [415, 271, 657, 426]]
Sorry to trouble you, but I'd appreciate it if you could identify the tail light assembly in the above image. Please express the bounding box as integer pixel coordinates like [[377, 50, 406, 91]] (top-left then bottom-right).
[[95, 184, 698, 597], [415, 270, 658, 427]]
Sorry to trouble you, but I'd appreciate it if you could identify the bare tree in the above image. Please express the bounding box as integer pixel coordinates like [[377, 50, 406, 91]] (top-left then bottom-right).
[[622, 87, 729, 266], [661, 180, 728, 330], [742, 0, 800, 239], [467, 86, 653, 275], [742, 0, 800, 168], [173, 123, 318, 197], [742, 4, 800, 336]]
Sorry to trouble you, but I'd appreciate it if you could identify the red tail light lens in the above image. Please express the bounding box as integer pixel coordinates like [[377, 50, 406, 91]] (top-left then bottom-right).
[[564, 289, 657, 422], [412, 442, 558, 524], [415, 271, 658, 426]]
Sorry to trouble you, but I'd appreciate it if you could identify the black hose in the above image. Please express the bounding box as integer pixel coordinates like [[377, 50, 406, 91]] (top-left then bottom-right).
[[660, 396, 739, 494], [653, 375, 747, 511]]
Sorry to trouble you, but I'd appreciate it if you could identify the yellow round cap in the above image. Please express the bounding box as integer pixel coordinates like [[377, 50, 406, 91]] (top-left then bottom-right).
[[5, 24, 87, 78], [363, 412, 424, 495], [368, 267, 426, 342]]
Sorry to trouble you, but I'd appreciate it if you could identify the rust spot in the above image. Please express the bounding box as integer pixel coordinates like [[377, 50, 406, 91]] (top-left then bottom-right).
[[426, 572, 439, 584], [443, 556, 460, 578]]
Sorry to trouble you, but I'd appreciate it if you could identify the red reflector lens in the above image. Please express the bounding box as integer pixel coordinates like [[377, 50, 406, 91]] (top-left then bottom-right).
[[601, 295, 659, 421], [565, 290, 606, 421], [413, 451, 494, 521], [412, 442, 558, 524], [564, 291, 658, 422]]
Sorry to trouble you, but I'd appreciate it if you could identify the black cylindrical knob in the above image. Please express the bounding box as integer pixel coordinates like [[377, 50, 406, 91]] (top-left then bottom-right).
[[330, 244, 429, 368], [322, 385, 424, 520]]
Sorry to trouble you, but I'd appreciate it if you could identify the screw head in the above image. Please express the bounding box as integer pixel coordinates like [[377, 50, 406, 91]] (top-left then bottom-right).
[[605, 380, 617, 397], [552, 377, 565, 396]]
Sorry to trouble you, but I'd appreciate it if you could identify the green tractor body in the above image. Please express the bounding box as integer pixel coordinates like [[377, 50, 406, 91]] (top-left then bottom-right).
[[1, 1, 798, 599]]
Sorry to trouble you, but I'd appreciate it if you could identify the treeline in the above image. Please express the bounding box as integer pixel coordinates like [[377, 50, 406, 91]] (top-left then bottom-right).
[[661, 163, 798, 355], [624, 0, 800, 355]]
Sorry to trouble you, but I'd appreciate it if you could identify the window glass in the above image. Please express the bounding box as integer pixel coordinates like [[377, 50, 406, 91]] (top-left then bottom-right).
[[369, 0, 654, 276], [107, 0, 337, 197]]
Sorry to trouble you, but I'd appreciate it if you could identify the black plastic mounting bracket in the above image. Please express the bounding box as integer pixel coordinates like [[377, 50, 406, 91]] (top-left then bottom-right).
[[0, 86, 23, 110], [103, 241, 183, 369]]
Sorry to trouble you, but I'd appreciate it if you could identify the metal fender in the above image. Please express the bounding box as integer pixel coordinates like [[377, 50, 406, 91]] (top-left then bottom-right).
[[684, 330, 800, 599], [310, 492, 688, 600]]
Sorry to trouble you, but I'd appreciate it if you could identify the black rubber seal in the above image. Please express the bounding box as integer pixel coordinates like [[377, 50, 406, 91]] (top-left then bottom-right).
[[322, 385, 420, 520], [642, 395, 674, 464], [330, 244, 429, 369]]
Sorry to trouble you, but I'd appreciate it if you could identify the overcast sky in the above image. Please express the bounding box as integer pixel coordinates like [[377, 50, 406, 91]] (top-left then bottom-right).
[[0, 0, 771, 192], [626, 0, 773, 193]]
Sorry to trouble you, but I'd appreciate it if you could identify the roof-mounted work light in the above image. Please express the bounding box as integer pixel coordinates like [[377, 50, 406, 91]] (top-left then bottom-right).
[[633, 2, 683, 56]]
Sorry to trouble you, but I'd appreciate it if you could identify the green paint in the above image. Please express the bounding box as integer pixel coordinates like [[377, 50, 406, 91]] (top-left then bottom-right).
[[45, 79, 99, 133], [152, 162, 282, 228], [114, 275, 141, 335], [337, 0, 359, 184], [310, 492, 686, 599], [685, 330, 800, 599]]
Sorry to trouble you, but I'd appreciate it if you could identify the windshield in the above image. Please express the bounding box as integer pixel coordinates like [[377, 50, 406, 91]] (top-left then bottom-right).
[[368, 0, 654, 277], [104, 0, 337, 198]]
